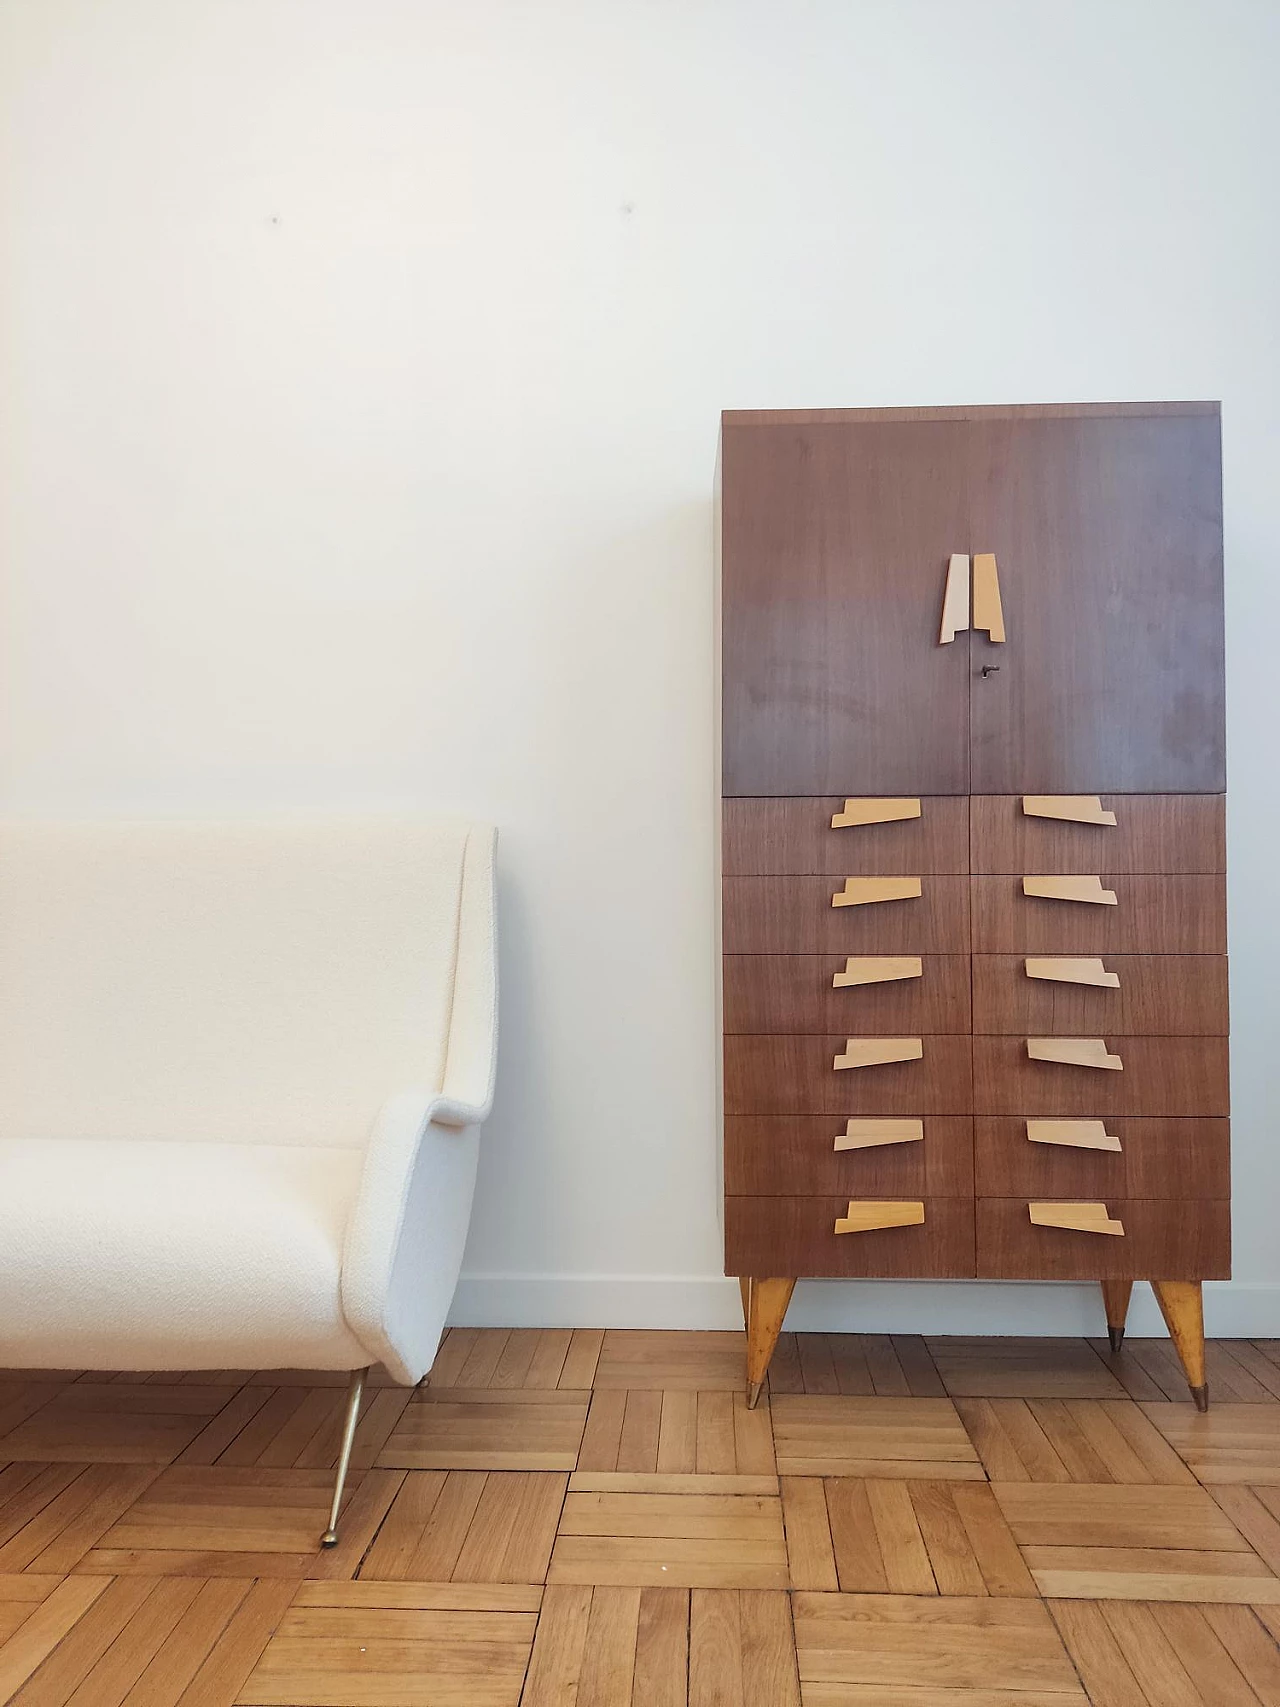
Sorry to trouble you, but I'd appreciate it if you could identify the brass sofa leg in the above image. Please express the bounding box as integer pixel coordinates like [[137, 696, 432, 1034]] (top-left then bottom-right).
[[321, 1366, 369, 1545]]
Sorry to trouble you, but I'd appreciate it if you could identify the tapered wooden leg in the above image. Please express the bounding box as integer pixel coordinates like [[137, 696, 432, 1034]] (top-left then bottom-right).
[[744, 1276, 795, 1408], [1152, 1280, 1208, 1410], [1101, 1280, 1134, 1353]]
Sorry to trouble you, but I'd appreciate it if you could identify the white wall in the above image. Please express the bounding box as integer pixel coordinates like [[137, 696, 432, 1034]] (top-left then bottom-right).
[[2, 0, 1277, 1336]]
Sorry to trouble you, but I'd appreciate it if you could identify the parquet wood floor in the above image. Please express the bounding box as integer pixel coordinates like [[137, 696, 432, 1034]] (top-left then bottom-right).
[[5, 1333, 1280, 1702]]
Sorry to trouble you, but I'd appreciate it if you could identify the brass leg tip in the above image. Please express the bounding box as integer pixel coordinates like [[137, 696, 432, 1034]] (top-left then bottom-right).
[[1108, 1326, 1125, 1354], [747, 1380, 764, 1410], [1192, 1384, 1209, 1413], [320, 1530, 339, 1547]]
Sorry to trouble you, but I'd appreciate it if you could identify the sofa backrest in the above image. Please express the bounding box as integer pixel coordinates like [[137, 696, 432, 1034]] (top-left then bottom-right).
[[0, 817, 471, 1145]]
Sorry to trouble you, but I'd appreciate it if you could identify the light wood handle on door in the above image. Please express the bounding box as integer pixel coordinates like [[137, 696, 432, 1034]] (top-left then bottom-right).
[[830, 798, 921, 829], [1023, 875, 1117, 905], [1026, 1119, 1122, 1153], [1029, 1201, 1125, 1236], [1025, 957, 1120, 988], [833, 876, 922, 908], [1027, 1037, 1123, 1070], [835, 1200, 926, 1235], [834, 1037, 924, 1071], [1022, 795, 1117, 826], [939, 554, 970, 644], [833, 956, 923, 988], [972, 552, 1006, 642], [835, 1118, 925, 1152]]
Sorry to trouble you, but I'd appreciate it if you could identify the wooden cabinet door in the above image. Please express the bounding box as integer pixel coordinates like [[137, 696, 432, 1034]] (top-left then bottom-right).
[[721, 418, 974, 795], [967, 408, 1224, 793]]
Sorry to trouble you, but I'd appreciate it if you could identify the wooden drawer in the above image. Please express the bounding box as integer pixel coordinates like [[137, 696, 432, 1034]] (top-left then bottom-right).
[[723, 876, 969, 953], [974, 1117, 1230, 1200], [724, 954, 971, 1034], [971, 875, 1226, 954], [972, 1035, 1230, 1116], [723, 797, 968, 875], [971, 795, 1225, 875], [726, 1195, 976, 1278], [975, 1197, 1230, 1280], [726, 1116, 973, 1197], [971, 955, 1229, 1036], [725, 1034, 972, 1116]]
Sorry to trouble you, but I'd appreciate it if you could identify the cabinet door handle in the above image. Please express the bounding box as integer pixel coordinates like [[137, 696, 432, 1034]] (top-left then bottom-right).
[[833, 956, 923, 988], [834, 1037, 923, 1071], [833, 876, 922, 908], [830, 797, 921, 829], [972, 552, 1006, 642], [1023, 875, 1118, 906], [1023, 795, 1117, 826], [836, 1200, 926, 1234], [1027, 1036, 1124, 1070], [1025, 957, 1121, 988], [1029, 1201, 1125, 1236], [939, 554, 970, 644], [1026, 1119, 1123, 1152], [835, 1118, 925, 1151]]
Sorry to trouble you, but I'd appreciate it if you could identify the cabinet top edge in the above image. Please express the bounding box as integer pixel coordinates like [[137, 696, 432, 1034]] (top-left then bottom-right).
[[720, 401, 1221, 428]]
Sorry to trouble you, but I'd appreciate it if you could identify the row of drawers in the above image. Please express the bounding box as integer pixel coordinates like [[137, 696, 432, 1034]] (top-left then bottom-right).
[[724, 954, 1229, 1034], [724, 875, 1227, 953], [723, 794, 1226, 875], [724, 1194, 1231, 1280]]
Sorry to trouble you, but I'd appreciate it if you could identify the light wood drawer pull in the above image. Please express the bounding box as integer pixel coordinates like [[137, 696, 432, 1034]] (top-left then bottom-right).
[[972, 552, 1006, 642], [1025, 957, 1120, 988], [835, 1118, 925, 1152], [836, 1200, 926, 1234], [1023, 795, 1117, 826], [1026, 1119, 1122, 1153], [939, 553, 970, 644], [834, 1037, 924, 1071], [1027, 1036, 1123, 1071], [1029, 1201, 1125, 1236], [833, 955, 923, 988], [833, 876, 923, 908], [830, 797, 922, 829], [1023, 874, 1118, 906]]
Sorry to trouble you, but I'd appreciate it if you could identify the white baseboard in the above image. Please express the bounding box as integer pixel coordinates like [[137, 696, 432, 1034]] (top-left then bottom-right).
[[450, 1273, 1280, 1337]]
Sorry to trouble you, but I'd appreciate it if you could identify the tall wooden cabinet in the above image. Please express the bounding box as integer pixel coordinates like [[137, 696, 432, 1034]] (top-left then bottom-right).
[[719, 403, 1227, 1407]]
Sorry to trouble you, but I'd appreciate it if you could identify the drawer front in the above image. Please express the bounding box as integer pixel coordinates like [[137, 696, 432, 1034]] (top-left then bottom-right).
[[972, 1035, 1229, 1116], [727, 1194, 976, 1278], [724, 1034, 972, 1116], [972, 954, 1229, 1036], [723, 796, 969, 875], [976, 1197, 1230, 1280], [974, 1117, 1230, 1200], [726, 1116, 973, 1197], [971, 875, 1226, 954], [971, 795, 1225, 875], [724, 876, 970, 953], [724, 954, 971, 1034]]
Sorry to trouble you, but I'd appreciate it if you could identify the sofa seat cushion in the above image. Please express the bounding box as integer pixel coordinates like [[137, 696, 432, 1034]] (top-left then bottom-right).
[[0, 1138, 370, 1371]]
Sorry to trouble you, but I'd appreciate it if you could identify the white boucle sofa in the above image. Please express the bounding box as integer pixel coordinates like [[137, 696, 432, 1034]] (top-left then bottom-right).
[[0, 815, 497, 1541]]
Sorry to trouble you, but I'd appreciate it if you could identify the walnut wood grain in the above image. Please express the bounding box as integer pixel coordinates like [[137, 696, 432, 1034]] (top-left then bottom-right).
[[971, 954, 1228, 1036], [974, 1116, 1229, 1200], [972, 1035, 1229, 1116], [724, 876, 970, 954], [966, 410, 1224, 793], [723, 797, 969, 875], [724, 1034, 972, 1116], [970, 794, 1225, 874], [725, 1115, 974, 1197], [726, 1194, 976, 1278], [975, 1197, 1230, 1280], [723, 954, 972, 1035], [971, 875, 1226, 954]]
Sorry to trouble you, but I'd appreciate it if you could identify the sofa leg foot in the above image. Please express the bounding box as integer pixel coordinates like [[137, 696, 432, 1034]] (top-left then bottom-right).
[[321, 1366, 369, 1546]]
